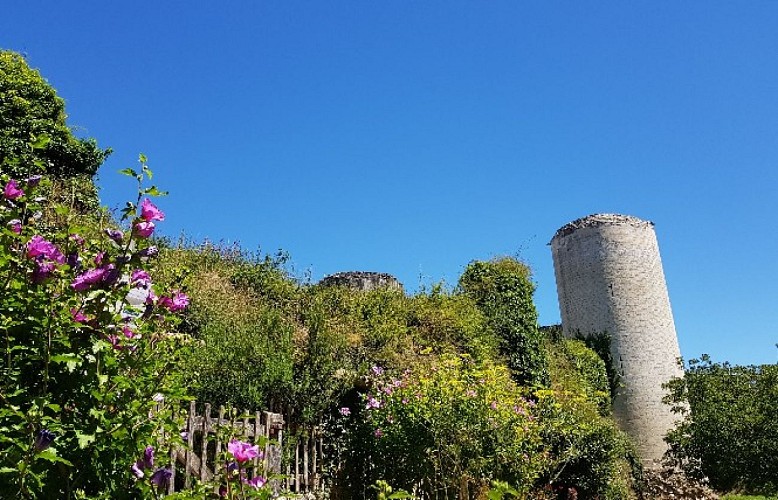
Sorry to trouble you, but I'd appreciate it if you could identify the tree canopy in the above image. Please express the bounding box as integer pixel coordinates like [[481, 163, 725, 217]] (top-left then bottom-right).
[[0, 50, 110, 180]]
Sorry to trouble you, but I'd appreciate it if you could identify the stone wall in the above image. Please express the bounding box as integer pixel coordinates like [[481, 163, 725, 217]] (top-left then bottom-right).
[[550, 213, 683, 465], [320, 271, 403, 292]]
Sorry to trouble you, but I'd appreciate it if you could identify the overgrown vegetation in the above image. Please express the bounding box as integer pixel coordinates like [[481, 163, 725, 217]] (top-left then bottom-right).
[[3, 49, 777, 499], [664, 355, 778, 496]]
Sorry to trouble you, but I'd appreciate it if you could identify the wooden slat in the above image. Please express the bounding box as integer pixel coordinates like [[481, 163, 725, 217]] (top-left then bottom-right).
[[184, 400, 196, 488], [201, 403, 211, 482]]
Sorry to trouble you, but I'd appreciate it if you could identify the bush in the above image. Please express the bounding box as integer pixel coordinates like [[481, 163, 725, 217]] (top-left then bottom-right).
[[665, 355, 778, 495], [458, 258, 548, 386], [0, 163, 189, 498]]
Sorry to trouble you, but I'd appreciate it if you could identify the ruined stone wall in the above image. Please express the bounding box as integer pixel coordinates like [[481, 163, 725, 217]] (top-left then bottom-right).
[[550, 214, 683, 465], [320, 271, 403, 292]]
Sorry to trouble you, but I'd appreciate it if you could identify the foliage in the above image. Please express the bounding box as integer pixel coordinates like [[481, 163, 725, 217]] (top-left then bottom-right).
[[0, 51, 109, 181], [0, 161, 189, 498], [340, 354, 638, 499], [546, 338, 611, 415], [458, 257, 548, 386], [664, 355, 778, 495]]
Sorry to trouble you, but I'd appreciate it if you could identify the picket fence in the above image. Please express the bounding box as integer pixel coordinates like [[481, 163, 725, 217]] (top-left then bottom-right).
[[166, 401, 324, 494]]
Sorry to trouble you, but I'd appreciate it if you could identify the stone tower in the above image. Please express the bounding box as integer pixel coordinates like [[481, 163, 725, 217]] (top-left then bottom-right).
[[550, 214, 683, 465]]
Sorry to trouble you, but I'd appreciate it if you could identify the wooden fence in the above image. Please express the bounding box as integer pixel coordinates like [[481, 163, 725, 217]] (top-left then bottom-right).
[[167, 401, 325, 494]]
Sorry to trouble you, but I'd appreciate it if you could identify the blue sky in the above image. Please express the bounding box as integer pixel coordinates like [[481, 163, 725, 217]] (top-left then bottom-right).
[[3, 2, 777, 365]]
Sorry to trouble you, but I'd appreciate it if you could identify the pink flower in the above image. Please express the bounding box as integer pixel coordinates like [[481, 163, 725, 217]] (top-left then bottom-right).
[[69, 234, 85, 246], [133, 221, 155, 238], [4, 180, 24, 200], [339, 407, 351, 416], [31, 260, 56, 283], [131, 269, 151, 287], [490, 401, 498, 410], [244, 476, 267, 489], [26, 236, 65, 263], [365, 396, 381, 410], [374, 428, 383, 438], [371, 365, 384, 376], [70, 267, 109, 291], [159, 291, 189, 312], [94, 251, 105, 265], [227, 439, 261, 463], [466, 389, 476, 398], [122, 325, 140, 340], [71, 309, 88, 324], [8, 219, 21, 234], [140, 198, 165, 222]]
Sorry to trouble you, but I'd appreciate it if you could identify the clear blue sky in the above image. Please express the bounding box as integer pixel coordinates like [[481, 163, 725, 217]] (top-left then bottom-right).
[[3, 2, 777, 365]]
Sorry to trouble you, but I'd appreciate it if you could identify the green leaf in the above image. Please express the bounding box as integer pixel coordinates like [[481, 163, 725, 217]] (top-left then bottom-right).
[[36, 449, 73, 466], [142, 164, 153, 179], [30, 134, 51, 149], [138, 153, 147, 164], [0, 466, 17, 474], [119, 168, 138, 178], [143, 185, 168, 197], [76, 432, 95, 449]]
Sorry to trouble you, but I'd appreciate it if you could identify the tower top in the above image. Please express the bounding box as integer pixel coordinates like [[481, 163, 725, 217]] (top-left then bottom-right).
[[551, 213, 654, 241]]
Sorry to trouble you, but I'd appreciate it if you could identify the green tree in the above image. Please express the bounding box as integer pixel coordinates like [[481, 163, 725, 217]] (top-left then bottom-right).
[[664, 355, 778, 495], [0, 50, 110, 180], [458, 257, 549, 386]]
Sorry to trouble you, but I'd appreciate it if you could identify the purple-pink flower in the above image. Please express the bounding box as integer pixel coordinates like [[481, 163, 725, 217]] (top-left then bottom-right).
[[131, 269, 151, 287], [133, 221, 155, 238], [150, 467, 172, 490], [365, 396, 381, 410], [26, 235, 65, 264], [8, 219, 21, 234], [105, 228, 124, 243], [227, 439, 262, 463], [374, 428, 384, 438], [71, 308, 88, 324], [244, 475, 267, 489], [159, 291, 189, 312], [71, 267, 109, 291], [4, 180, 24, 200], [140, 198, 165, 222], [339, 407, 351, 416]]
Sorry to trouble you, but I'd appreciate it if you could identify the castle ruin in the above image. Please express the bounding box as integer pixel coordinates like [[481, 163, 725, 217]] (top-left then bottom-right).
[[550, 213, 683, 465]]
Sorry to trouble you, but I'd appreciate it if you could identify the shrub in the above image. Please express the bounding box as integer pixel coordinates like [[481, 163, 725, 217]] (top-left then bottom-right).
[[0, 162, 189, 498], [665, 355, 778, 495], [458, 258, 548, 386]]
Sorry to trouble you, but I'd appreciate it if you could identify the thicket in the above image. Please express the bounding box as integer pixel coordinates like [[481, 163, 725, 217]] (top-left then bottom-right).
[[664, 355, 778, 495]]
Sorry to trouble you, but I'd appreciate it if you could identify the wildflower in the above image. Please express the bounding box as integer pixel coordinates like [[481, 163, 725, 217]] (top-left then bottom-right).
[[71, 309, 88, 324], [143, 446, 155, 469], [374, 428, 383, 438], [491, 401, 498, 410], [31, 260, 57, 283], [105, 228, 124, 243], [131, 462, 145, 479], [133, 220, 155, 238], [227, 439, 261, 463], [8, 219, 21, 234], [26, 235, 65, 263], [152, 393, 165, 403], [339, 407, 351, 416], [34, 429, 55, 451], [4, 179, 24, 200], [122, 325, 140, 340], [159, 291, 189, 312], [94, 251, 105, 265], [244, 476, 267, 489], [140, 198, 165, 222], [365, 396, 381, 410], [150, 467, 172, 491], [466, 389, 476, 398], [71, 267, 109, 291], [69, 234, 85, 246], [371, 365, 384, 376], [131, 269, 151, 287], [138, 245, 159, 258], [401, 398, 408, 405], [106, 334, 121, 350], [25, 175, 42, 187]]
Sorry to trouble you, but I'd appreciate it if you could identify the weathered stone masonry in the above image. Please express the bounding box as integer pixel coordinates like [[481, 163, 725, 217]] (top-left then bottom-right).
[[550, 214, 683, 465]]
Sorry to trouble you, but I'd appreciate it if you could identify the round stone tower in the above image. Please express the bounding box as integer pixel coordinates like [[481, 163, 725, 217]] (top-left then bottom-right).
[[550, 214, 683, 465]]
